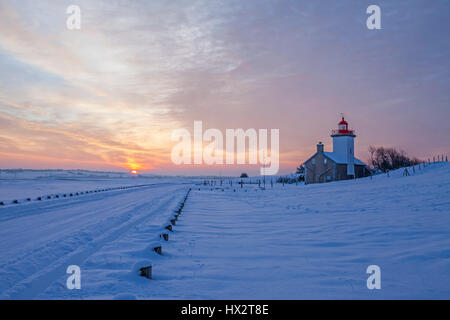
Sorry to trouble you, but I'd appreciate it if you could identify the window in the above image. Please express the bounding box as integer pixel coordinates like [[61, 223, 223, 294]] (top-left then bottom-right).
[[312, 158, 316, 164], [324, 158, 327, 165]]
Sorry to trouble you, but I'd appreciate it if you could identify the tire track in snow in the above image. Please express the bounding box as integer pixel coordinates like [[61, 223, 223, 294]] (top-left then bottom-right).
[[0, 182, 177, 223], [0, 184, 188, 299]]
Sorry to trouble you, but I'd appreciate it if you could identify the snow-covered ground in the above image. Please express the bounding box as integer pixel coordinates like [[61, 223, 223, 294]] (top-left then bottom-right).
[[0, 169, 193, 204], [0, 163, 449, 299]]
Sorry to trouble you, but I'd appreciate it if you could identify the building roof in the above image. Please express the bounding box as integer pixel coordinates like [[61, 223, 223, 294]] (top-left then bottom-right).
[[323, 152, 366, 166], [304, 152, 366, 166]]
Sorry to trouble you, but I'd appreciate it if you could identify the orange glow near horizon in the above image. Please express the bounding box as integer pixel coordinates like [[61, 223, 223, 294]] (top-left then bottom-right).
[[131, 170, 138, 174], [124, 159, 145, 171]]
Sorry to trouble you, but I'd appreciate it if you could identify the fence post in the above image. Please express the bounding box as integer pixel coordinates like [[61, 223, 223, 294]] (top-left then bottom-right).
[[139, 266, 152, 279], [160, 233, 169, 241], [153, 246, 162, 255]]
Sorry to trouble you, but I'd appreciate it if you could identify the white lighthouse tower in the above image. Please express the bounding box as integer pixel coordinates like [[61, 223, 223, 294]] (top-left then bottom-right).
[[331, 116, 356, 176]]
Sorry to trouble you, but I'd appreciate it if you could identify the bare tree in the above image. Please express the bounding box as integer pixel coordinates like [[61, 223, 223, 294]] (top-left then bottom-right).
[[368, 146, 421, 172]]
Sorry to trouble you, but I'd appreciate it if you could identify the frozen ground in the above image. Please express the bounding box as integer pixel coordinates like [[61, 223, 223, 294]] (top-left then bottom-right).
[[0, 163, 449, 299]]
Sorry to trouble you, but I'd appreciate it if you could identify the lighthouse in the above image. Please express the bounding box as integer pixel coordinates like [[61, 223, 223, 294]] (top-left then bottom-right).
[[303, 115, 368, 184], [331, 116, 356, 176]]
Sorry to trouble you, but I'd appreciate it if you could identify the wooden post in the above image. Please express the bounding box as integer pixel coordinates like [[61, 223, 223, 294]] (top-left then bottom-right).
[[160, 233, 169, 241], [139, 266, 152, 279], [165, 225, 173, 232], [170, 219, 176, 226], [153, 246, 162, 255]]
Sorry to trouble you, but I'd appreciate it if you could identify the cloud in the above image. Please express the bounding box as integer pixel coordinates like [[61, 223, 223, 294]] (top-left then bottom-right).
[[0, 0, 449, 173]]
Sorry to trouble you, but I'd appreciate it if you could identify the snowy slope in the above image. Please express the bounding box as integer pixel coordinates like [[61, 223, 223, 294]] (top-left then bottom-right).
[[1, 163, 449, 299]]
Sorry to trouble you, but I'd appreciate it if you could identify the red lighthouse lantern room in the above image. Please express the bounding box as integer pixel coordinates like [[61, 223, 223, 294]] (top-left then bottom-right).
[[338, 117, 349, 133], [332, 115, 355, 136]]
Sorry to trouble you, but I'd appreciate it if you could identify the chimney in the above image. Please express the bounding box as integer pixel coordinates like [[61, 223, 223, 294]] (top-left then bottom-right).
[[317, 141, 324, 153]]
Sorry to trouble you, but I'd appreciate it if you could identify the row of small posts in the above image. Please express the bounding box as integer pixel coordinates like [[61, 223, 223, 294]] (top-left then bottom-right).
[[429, 155, 447, 163], [140, 188, 192, 280], [0, 183, 155, 206], [381, 154, 448, 178], [202, 179, 276, 189], [1, 189, 104, 206]]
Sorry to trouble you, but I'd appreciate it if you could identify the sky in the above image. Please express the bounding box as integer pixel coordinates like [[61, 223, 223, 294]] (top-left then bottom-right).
[[0, 0, 449, 175]]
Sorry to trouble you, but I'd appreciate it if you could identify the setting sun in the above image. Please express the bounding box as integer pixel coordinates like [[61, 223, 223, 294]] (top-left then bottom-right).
[[131, 170, 138, 174]]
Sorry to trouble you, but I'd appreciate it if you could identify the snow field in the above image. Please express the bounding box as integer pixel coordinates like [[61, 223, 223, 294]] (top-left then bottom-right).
[[84, 162, 448, 299], [0, 162, 449, 299]]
